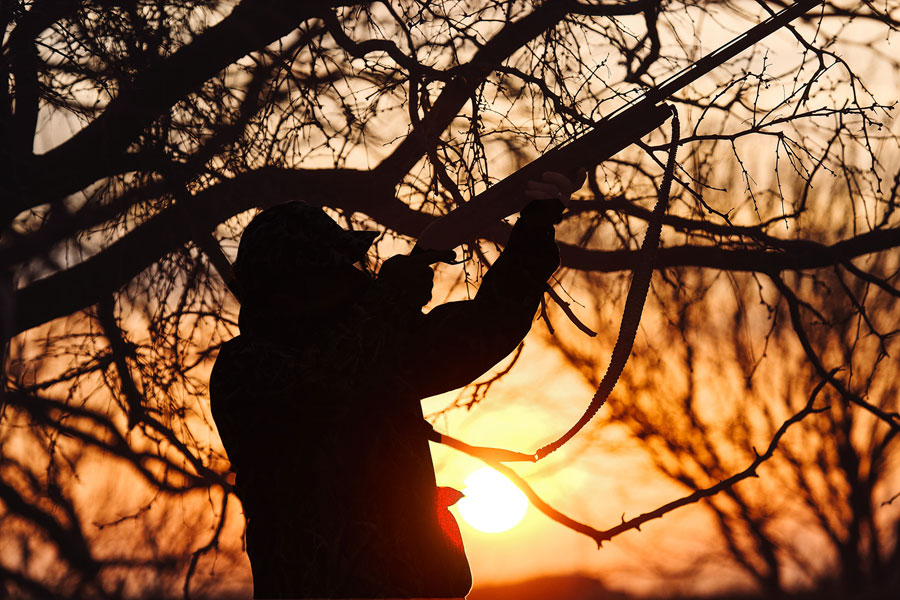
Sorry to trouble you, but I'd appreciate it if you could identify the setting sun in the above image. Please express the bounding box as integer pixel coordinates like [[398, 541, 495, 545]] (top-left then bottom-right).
[[457, 467, 529, 533]]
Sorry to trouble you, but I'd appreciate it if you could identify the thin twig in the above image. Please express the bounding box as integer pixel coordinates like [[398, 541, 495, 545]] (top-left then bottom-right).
[[545, 284, 596, 337]]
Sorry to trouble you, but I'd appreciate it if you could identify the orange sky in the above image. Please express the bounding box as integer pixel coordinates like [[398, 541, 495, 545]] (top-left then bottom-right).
[[11, 5, 900, 597]]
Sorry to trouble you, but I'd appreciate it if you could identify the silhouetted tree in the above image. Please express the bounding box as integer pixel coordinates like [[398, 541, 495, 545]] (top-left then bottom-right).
[[2, 1, 899, 598], [551, 235, 900, 596]]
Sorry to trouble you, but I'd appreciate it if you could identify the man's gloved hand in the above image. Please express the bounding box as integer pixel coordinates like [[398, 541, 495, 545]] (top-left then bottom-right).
[[377, 249, 455, 309]]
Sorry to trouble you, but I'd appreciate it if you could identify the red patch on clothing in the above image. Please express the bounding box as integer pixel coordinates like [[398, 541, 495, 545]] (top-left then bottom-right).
[[436, 486, 465, 548]]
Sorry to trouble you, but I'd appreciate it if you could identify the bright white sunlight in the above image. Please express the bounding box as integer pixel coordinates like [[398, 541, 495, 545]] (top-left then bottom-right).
[[457, 467, 529, 534]]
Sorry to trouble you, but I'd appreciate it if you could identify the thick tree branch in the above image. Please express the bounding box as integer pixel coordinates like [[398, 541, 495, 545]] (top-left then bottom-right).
[[5, 0, 366, 221], [12, 167, 401, 334], [373, 1, 572, 183], [11, 164, 900, 335], [559, 228, 900, 273], [6, 1, 54, 155], [319, 8, 451, 81], [570, 0, 657, 17], [0, 470, 97, 576]]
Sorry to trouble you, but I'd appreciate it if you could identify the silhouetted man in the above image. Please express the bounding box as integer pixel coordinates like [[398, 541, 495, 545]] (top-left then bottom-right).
[[210, 172, 581, 599]]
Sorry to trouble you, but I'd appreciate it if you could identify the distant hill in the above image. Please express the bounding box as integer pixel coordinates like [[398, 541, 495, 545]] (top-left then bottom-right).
[[467, 574, 630, 600]]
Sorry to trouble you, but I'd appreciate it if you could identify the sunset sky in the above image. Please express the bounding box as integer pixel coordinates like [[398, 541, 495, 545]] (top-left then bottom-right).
[[5, 2, 900, 599]]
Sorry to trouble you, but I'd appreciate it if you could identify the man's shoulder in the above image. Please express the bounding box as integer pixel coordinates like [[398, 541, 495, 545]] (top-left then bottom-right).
[[212, 335, 251, 374], [211, 335, 304, 393], [215, 334, 303, 362]]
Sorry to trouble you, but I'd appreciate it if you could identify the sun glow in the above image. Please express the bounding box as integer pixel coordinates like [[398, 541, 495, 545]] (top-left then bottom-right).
[[457, 467, 529, 533]]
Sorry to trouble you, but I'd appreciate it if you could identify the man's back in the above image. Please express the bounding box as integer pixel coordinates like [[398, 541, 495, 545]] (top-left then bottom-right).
[[211, 299, 472, 598]]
